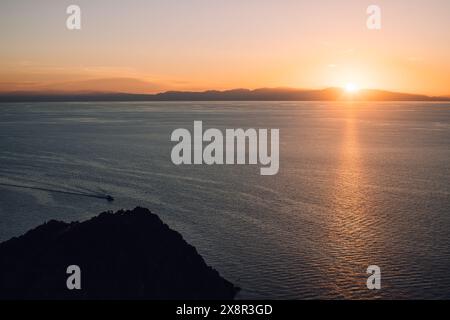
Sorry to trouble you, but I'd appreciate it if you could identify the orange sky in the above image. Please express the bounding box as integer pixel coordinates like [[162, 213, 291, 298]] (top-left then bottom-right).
[[0, 0, 449, 96]]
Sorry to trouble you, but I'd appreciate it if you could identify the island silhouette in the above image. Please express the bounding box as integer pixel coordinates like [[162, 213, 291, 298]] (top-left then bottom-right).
[[0, 87, 448, 102]]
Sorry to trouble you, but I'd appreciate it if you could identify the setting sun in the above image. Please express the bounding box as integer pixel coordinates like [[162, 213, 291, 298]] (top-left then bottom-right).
[[345, 83, 359, 93]]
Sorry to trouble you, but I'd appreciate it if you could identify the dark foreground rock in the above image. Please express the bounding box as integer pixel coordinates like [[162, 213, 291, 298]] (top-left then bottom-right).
[[0, 207, 238, 300]]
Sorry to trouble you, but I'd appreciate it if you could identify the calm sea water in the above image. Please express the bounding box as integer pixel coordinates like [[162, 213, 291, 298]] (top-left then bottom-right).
[[0, 101, 449, 299]]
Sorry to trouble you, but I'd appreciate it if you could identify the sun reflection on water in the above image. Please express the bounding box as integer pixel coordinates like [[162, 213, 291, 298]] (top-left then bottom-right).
[[323, 105, 382, 299]]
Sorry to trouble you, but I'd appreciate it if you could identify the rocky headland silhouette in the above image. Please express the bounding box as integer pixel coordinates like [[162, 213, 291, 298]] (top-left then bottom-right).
[[0, 207, 238, 300]]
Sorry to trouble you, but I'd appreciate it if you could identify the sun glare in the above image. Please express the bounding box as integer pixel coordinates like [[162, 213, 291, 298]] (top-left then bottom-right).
[[345, 83, 359, 93]]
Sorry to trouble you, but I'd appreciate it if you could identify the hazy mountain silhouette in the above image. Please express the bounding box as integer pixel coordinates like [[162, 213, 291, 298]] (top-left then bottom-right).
[[0, 87, 448, 102], [0, 77, 161, 95]]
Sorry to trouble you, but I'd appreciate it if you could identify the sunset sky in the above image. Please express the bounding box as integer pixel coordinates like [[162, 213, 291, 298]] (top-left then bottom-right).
[[0, 0, 449, 95]]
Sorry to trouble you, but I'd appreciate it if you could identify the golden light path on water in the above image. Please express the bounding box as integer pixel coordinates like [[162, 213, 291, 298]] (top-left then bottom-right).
[[323, 104, 384, 299]]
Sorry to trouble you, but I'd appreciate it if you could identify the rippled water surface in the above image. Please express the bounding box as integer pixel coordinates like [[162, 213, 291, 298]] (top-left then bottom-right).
[[1, 101, 449, 299]]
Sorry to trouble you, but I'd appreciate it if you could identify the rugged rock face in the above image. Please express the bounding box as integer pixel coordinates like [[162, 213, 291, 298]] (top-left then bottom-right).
[[0, 207, 238, 300]]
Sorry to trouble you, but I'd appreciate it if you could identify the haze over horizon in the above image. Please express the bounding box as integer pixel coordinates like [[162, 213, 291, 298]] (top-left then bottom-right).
[[1, 0, 449, 96], [1, 83, 448, 98]]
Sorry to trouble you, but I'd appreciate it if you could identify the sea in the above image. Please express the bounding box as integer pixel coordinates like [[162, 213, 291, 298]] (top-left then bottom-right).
[[1, 101, 449, 299]]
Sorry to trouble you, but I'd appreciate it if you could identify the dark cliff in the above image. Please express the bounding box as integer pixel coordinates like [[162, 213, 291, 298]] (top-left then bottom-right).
[[0, 207, 238, 300]]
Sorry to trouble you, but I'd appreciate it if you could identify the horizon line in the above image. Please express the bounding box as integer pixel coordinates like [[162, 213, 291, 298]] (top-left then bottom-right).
[[0, 86, 449, 102], [0, 86, 449, 95]]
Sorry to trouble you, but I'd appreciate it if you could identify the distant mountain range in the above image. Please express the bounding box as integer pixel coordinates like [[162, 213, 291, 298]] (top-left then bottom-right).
[[0, 87, 448, 102]]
